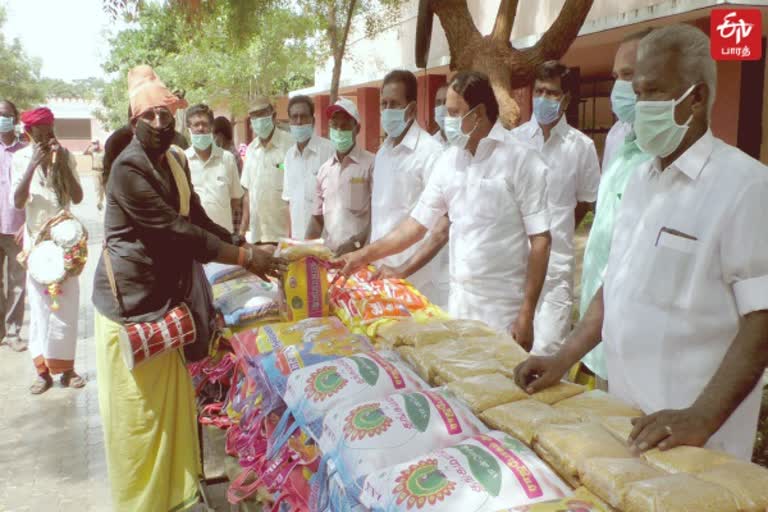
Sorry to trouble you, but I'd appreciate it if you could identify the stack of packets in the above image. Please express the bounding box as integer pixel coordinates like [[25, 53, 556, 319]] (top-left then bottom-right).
[[212, 275, 280, 328], [330, 267, 445, 338], [275, 239, 334, 321]]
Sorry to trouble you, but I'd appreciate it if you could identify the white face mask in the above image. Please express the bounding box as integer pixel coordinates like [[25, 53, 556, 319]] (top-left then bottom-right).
[[634, 84, 697, 158], [434, 105, 447, 132], [443, 106, 478, 149]]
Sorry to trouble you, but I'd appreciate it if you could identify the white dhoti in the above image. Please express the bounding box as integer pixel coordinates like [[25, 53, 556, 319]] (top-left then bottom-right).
[[532, 279, 573, 356], [449, 283, 521, 334], [28, 275, 80, 375]]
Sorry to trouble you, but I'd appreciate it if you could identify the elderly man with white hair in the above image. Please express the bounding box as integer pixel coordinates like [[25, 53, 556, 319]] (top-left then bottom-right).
[[515, 24, 768, 460]]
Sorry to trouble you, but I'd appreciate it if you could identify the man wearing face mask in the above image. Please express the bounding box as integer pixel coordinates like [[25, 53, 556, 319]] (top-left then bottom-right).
[[0, 100, 27, 352], [515, 25, 768, 460], [283, 95, 334, 239], [92, 65, 285, 511], [576, 29, 654, 386], [184, 103, 243, 232], [603, 29, 652, 168], [336, 72, 552, 349], [240, 96, 293, 244], [512, 61, 601, 356], [370, 70, 449, 307], [306, 98, 374, 256], [432, 83, 449, 145]]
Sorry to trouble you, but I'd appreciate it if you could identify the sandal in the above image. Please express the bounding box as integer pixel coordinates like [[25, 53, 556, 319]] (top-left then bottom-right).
[[8, 337, 28, 352], [30, 374, 53, 395], [61, 370, 86, 388]]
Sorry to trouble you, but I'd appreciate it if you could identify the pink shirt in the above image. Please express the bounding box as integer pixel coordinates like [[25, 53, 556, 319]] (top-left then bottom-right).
[[0, 138, 26, 235], [313, 144, 374, 252]]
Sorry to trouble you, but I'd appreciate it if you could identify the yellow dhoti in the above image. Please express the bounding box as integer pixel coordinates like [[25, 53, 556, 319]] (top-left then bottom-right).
[[95, 312, 201, 512]]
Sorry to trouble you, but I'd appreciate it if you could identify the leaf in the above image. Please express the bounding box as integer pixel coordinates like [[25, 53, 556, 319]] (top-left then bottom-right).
[[455, 445, 502, 497], [402, 393, 430, 432], [350, 356, 380, 386]]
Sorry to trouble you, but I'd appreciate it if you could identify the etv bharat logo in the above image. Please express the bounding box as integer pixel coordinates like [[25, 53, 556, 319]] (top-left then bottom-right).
[[710, 9, 762, 61]]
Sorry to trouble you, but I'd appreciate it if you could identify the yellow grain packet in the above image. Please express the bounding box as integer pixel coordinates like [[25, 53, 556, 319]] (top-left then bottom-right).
[[641, 446, 737, 474], [599, 416, 635, 445], [481, 399, 581, 445], [623, 473, 740, 512], [503, 486, 613, 511], [446, 372, 523, 414], [695, 461, 768, 512], [580, 457, 665, 509], [554, 390, 643, 420], [534, 422, 633, 487]]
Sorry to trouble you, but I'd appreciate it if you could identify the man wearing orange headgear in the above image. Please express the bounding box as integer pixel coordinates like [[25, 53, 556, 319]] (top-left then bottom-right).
[[12, 106, 84, 394], [92, 65, 285, 512]]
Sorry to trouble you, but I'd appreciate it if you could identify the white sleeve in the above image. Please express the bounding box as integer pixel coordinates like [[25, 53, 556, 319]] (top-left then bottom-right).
[[722, 178, 768, 316], [410, 164, 448, 230], [226, 153, 244, 199], [577, 141, 600, 203], [511, 148, 550, 235]]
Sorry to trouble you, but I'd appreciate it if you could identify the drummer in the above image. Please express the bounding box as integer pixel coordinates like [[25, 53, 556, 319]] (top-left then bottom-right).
[[12, 107, 85, 394]]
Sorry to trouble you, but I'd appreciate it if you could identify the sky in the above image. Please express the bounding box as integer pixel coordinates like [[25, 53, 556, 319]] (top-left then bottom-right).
[[3, 0, 121, 81]]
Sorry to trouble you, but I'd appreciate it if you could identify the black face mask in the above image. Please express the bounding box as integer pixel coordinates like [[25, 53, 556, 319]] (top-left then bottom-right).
[[135, 118, 176, 156]]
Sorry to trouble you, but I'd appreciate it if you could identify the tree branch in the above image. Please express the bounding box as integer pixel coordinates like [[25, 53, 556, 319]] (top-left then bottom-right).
[[429, 0, 482, 69], [524, 0, 594, 64], [339, 0, 359, 59], [491, 0, 519, 43]]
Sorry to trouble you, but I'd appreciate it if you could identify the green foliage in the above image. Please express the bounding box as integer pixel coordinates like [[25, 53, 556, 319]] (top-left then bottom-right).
[[99, 1, 315, 129], [0, 6, 46, 109], [40, 77, 106, 100]]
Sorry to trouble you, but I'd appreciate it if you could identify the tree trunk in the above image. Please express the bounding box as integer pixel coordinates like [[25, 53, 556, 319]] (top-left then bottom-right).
[[328, 0, 358, 104], [329, 52, 343, 104], [428, 0, 594, 128]]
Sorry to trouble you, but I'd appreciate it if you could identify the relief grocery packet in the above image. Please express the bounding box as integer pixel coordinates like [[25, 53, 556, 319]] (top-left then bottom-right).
[[312, 388, 489, 511], [359, 430, 572, 512]]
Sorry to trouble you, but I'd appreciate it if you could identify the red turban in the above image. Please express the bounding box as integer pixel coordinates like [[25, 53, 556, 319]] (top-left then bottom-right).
[[20, 107, 55, 127]]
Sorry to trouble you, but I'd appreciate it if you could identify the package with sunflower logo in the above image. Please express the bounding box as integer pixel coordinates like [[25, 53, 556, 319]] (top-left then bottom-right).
[[278, 351, 427, 444], [316, 389, 487, 500], [359, 430, 571, 512]]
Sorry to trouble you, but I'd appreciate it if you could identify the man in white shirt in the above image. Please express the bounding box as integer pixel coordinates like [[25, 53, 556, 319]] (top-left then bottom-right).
[[240, 96, 293, 244], [432, 83, 448, 145], [185, 104, 243, 232], [370, 70, 449, 307], [337, 72, 552, 349], [283, 95, 335, 239], [512, 60, 600, 356], [602, 29, 652, 169], [515, 25, 768, 460]]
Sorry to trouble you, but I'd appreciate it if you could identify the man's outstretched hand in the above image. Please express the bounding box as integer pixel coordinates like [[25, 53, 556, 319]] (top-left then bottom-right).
[[513, 354, 570, 394]]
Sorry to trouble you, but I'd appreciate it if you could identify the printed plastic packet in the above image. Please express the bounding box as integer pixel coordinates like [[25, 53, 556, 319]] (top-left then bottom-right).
[[359, 431, 572, 512], [318, 388, 488, 490], [204, 261, 247, 285], [579, 457, 664, 509], [533, 422, 632, 487], [503, 486, 613, 511], [213, 275, 279, 326], [280, 256, 331, 321], [281, 350, 427, 441], [480, 399, 581, 445]]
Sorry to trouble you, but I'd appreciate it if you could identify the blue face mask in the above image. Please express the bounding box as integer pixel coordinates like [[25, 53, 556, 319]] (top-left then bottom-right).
[[381, 108, 410, 139], [434, 105, 447, 132], [611, 80, 637, 124], [290, 124, 314, 144], [533, 96, 562, 125], [190, 133, 213, 150], [250, 116, 274, 140], [0, 116, 14, 134], [443, 106, 478, 149]]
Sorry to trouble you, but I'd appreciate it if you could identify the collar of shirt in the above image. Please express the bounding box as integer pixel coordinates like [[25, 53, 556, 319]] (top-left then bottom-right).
[[187, 143, 223, 163], [332, 143, 363, 167], [292, 134, 322, 158], [388, 120, 420, 152], [650, 129, 713, 180], [522, 115, 569, 140], [0, 137, 24, 152]]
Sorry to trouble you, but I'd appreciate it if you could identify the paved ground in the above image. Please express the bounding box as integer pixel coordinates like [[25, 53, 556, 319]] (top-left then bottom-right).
[[0, 174, 234, 512]]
